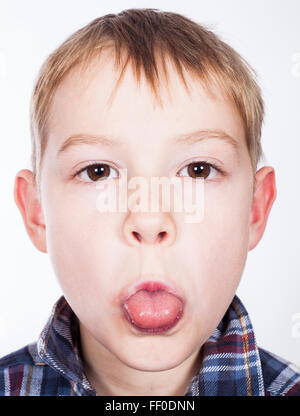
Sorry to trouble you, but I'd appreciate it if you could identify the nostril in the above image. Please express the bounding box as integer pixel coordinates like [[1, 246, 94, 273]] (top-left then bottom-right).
[[158, 231, 166, 242], [132, 231, 142, 242], [132, 231, 167, 243]]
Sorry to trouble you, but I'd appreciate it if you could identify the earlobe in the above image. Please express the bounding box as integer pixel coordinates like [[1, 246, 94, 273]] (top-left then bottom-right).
[[248, 166, 277, 251], [14, 169, 47, 253]]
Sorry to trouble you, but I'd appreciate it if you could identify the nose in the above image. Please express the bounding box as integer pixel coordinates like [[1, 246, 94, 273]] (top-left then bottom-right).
[[123, 212, 176, 247]]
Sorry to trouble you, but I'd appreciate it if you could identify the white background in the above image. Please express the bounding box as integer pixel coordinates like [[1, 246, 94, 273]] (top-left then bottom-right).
[[0, 0, 299, 366]]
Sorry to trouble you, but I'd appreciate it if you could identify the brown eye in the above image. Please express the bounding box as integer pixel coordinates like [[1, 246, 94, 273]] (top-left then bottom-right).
[[77, 163, 118, 182], [178, 161, 219, 180]]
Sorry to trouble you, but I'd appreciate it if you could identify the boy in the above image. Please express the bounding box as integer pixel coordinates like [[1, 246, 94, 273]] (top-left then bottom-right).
[[1, 7, 299, 396]]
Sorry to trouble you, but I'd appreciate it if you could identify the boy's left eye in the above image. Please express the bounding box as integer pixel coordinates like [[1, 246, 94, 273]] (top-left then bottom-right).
[[177, 161, 223, 180]]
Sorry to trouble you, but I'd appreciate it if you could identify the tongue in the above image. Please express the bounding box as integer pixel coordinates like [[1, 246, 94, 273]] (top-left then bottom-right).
[[124, 289, 183, 329]]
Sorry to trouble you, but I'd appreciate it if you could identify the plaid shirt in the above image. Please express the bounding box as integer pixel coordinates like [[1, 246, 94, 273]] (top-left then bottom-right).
[[0, 294, 300, 396]]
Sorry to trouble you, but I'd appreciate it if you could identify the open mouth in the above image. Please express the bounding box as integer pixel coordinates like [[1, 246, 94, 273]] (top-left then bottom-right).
[[121, 281, 185, 334]]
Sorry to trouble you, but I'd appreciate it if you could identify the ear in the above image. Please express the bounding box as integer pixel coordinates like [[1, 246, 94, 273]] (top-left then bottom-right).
[[14, 169, 47, 253], [248, 166, 277, 251]]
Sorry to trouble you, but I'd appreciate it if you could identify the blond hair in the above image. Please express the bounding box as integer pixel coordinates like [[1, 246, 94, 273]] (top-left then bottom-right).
[[30, 8, 264, 193]]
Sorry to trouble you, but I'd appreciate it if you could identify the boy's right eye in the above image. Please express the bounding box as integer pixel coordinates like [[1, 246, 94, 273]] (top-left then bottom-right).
[[75, 163, 119, 183]]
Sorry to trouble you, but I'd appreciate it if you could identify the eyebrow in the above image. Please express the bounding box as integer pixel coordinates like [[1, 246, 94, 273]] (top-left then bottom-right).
[[57, 133, 123, 155], [57, 128, 241, 158], [173, 128, 240, 155]]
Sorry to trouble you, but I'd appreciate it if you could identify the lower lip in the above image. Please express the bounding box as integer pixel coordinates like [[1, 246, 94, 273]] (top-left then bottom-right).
[[121, 281, 185, 334]]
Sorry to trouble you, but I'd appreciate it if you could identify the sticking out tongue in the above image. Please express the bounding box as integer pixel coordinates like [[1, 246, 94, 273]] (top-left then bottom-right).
[[123, 289, 183, 329]]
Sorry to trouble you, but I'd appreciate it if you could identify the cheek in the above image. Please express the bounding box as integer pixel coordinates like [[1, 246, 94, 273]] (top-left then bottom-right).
[[206, 179, 252, 273], [207, 185, 251, 242], [42, 186, 120, 302], [185, 178, 252, 295], [175, 178, 253, 331]]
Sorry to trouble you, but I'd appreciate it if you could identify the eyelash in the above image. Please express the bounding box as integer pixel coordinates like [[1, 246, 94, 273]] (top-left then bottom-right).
[[73, 160, 226, 184]]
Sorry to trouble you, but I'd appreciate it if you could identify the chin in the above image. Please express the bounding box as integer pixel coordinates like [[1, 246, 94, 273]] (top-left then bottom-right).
[[118, 347, 186, 372]]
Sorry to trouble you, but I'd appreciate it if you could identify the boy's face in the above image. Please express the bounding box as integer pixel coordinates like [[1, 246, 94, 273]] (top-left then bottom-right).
[[19, 50, 275, 376]]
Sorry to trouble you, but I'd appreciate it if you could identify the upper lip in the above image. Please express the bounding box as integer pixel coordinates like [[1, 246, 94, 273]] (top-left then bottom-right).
[[120, 279, 185, 306]]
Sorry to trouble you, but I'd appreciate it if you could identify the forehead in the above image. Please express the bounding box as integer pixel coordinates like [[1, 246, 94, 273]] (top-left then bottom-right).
[[47, 49, 246, 153]]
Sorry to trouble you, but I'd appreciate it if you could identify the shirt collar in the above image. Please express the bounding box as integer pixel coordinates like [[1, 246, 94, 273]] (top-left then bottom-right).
[[184, 296, 265, 395], [37, 294, 265, 396]]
